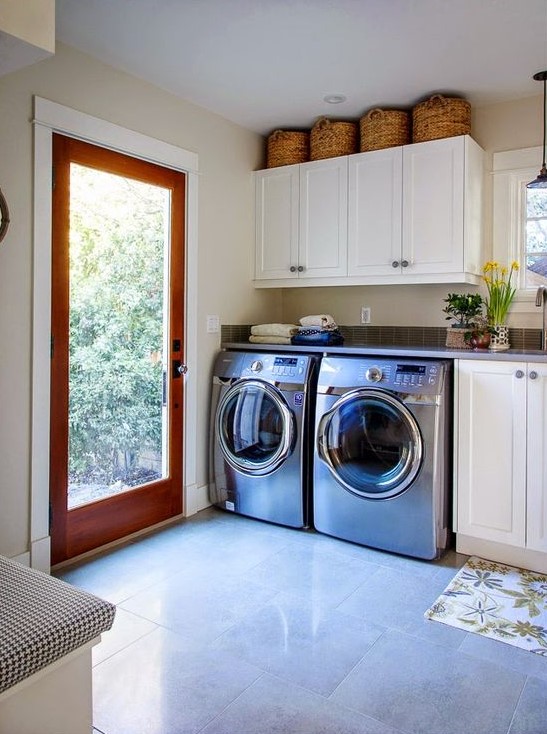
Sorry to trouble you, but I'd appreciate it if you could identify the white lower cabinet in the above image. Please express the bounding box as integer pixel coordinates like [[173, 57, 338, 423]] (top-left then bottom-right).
[[456, 359, 547, 571]]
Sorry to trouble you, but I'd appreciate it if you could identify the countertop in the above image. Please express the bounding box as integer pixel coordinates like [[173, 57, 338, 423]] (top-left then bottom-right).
[[221, 342, 547, 362]]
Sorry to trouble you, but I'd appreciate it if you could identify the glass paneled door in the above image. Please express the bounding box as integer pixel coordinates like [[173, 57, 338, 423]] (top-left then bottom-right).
[[50, 134, 185, 564]]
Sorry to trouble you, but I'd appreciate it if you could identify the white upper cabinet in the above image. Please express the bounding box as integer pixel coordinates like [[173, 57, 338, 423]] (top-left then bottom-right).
[[255, 157, 347, 282], [402, 136, 474, 278], [254, 135, 484, 287], [299, 157, 348, 279], [255, 165, 299, 281], [348, 147, 402, 276]]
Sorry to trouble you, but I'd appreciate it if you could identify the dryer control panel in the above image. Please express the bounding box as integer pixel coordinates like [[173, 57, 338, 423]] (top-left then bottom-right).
[[317, 356, 449, 396]]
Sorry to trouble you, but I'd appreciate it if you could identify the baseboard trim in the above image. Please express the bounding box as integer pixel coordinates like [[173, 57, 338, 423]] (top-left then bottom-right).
[[456, 534, 547, 574]]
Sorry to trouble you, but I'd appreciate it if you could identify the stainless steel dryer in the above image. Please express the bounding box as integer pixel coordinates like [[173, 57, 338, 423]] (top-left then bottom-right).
[[210, 351, 318, 528], [313, 356, 452, 559]]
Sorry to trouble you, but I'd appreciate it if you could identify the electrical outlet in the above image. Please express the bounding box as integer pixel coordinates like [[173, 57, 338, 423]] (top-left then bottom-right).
[[206, 315, 220, 333], [360, 306, 371, 324]]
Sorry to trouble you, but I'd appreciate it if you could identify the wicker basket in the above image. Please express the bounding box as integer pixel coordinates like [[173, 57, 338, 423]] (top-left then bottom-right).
[[445, 327, 472, 350], [359, 108, 410, 152], [266, 130, 309, 168], [310, 118, 358, 160], [412, 94, 471, 143]]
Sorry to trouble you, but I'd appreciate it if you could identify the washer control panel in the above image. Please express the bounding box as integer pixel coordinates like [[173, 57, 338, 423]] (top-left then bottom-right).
[[237, 353, 311, 386]]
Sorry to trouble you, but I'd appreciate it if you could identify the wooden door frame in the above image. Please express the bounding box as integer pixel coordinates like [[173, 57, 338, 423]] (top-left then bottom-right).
[[50, 135, 186, 563], [30, 97, 199, 571]]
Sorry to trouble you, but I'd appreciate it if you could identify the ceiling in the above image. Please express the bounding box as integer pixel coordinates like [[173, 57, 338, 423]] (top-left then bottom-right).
[[56, 0, 547, 136]]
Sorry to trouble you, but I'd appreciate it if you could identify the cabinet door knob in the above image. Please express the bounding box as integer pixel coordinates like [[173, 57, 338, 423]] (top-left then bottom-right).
[[529, 370, 538, 380], [392, 260, 400, 268], [401, 259, 409, 268], [289, 266, 297, 273], [515, 370, 525, 379], [297, 265, 304, 272]]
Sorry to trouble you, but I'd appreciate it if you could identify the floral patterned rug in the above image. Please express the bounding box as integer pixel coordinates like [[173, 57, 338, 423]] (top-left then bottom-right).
[[425, 556, 547, 655]]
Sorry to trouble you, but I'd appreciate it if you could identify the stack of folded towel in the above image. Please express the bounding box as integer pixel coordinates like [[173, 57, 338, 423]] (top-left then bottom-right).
[[291, 314, 344, 346], [249, 323, 299, 344]]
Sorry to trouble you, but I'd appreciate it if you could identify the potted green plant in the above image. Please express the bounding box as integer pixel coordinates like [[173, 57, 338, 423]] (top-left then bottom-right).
[[442, 293, 484, 349], [464, 314, 493, 350]]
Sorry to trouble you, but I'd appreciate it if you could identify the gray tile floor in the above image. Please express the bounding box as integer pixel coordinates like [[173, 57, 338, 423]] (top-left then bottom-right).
[[55, 508, 547, 734]]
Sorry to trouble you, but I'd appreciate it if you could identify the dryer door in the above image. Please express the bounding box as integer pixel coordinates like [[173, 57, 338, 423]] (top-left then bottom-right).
[[317, 389, 423, 499], [216, 379, 296, 476]]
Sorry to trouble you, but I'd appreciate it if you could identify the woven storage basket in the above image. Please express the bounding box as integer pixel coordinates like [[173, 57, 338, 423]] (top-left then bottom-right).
[[267, 130, 309, 168], [412, 94, 471, 143], [310, 118, 358, 160], [445, 327, 471, 350], [359, 108, 410, 152]]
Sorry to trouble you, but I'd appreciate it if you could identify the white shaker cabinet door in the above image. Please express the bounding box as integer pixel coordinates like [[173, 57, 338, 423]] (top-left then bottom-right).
[[255, 166, 299, 280], [402, 136, 465, 275], [299, 157, 348, 278], [456, 360, 527, 547], [348, 147, 403, 276], [526, 364, 547, 553]]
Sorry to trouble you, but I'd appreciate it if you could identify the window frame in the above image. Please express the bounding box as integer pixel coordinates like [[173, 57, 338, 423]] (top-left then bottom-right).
[[493, 145, 544, 312]]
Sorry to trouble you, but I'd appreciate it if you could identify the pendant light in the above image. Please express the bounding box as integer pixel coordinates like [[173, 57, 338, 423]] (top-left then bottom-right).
[[527, 70, 547, 188]]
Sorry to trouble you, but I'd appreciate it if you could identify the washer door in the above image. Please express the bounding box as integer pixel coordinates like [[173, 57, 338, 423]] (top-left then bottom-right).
[[216, 379, 296, 476], [317, 389, 423, 499]]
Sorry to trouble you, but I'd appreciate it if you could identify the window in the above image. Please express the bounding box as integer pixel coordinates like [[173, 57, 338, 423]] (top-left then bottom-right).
[[493, 145, 547, 308], [525, 188, 547, 289]]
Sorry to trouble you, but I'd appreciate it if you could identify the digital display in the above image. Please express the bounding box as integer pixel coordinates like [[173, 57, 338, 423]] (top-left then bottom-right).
[[274, 357, 298, 367], [396, 364, 426, 374]]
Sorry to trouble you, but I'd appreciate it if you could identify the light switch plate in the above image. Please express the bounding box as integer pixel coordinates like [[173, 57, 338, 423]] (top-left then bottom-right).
[[360, 307, 371, 324], [207, 315, 220, 333]]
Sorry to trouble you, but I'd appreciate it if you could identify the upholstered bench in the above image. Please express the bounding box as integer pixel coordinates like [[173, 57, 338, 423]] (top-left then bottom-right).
[[0, 555, 116, 734]]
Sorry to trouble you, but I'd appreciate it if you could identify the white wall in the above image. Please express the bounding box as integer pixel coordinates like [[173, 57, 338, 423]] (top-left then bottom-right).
[[281, 96, 545, 330], [0, 42, 281, 559]]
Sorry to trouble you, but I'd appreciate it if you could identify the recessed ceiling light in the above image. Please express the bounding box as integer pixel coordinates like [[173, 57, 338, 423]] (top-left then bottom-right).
[[323, 94, 347, 104]]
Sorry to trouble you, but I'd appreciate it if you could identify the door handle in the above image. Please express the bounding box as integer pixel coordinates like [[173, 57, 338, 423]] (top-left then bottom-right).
[[172, 360, 188, 378]]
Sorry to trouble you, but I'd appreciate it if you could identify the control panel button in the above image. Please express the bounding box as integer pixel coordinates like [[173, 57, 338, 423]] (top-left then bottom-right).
[[250, 360, 263, 373], [365, 366, 383, 383]]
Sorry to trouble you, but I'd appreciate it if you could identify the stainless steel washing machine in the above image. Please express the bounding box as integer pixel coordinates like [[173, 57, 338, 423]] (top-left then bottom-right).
[[313, 356, 452, 559], [210, 350, 318, 528]]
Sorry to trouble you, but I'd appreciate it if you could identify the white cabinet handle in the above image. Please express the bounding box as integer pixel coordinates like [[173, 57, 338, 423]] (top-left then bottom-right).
[[529, 370, 538, 380], [515, 370, 525, 379]]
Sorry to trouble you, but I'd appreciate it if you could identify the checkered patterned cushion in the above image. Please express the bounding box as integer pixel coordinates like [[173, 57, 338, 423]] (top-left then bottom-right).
[[0, 555, 116, 693]]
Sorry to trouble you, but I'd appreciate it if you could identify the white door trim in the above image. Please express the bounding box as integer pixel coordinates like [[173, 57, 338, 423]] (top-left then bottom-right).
[[31, 96, 199, 570]]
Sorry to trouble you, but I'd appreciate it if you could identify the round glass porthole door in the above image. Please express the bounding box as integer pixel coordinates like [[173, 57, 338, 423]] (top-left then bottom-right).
[[317, 389, 423, 499], [216, 380, 295, 476]]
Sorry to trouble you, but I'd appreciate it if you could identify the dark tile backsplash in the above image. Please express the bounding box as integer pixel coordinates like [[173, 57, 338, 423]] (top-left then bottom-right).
[[221, 324, 543, 350]]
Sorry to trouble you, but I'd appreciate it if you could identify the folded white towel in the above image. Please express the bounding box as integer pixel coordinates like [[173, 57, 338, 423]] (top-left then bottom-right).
[[249, 335, 292, 344], [299, 314, 337, 329], [250, 323, 299, 337]]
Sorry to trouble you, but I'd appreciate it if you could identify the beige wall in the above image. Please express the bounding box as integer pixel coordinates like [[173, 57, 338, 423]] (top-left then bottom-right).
[[281, 96, 545, 330], [0, 0, 55, 51], [0, 43, 281, 558]]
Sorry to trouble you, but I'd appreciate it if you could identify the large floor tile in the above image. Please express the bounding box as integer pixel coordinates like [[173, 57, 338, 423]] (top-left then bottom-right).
[[337, 565, 467, 648], [243, 541, 380, 608], [92, 607, 158, 665], [212, 592, 385, 695], [459, 632, 547, 681], [200, 673, 402, 734], [508, 676, 547, 734], [93, 626, 262, 734], [331, 629, 526, 734], [120, 568, 278, 643]]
